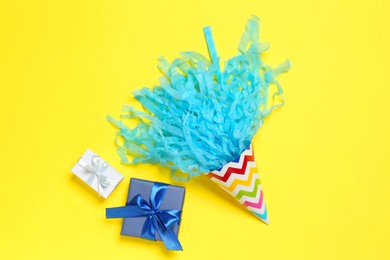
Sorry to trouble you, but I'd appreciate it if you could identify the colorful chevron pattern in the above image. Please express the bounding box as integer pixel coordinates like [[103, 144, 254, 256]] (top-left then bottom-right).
[[206, 143, 269, 224]]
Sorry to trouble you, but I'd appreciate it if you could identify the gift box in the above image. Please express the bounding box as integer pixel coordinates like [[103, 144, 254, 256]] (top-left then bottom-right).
[[106, 178, 185, 250], [71, 149, 124, 199]]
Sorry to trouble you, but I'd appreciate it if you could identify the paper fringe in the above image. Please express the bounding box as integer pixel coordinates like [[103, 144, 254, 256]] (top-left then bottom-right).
[[108, 16, 290, 179]]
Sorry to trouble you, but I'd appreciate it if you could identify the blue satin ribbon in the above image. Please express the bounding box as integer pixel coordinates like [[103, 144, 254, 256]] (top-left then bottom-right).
[[106, 182, 183, 251]]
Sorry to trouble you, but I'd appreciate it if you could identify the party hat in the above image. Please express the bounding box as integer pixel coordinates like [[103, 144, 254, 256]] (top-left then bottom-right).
[[206, 143, 268, 223]]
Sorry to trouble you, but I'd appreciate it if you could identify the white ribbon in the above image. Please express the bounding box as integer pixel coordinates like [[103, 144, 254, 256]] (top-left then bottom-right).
[[78, 156, 116, 196]]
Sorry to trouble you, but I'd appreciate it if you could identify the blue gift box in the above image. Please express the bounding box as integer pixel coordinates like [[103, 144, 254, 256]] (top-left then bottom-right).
[[106, 178, 185, 250]]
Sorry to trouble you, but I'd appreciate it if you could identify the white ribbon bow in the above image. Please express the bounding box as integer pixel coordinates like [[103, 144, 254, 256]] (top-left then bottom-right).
[[78, 156, 116, 196]]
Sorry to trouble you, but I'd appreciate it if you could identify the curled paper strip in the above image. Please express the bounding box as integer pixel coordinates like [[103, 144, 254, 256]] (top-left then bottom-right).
[[107, 15, 290, 179], [106, 182, 183, 251]]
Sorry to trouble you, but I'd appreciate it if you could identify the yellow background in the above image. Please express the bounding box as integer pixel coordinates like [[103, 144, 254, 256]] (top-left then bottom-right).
[[1, 0, 389, 259]]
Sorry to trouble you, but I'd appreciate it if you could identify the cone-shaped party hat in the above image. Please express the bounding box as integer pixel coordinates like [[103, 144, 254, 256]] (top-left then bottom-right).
[[107, 16, 289, 223], [207, 143, 268, 223]]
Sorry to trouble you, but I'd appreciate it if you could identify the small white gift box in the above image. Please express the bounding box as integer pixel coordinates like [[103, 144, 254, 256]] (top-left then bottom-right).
[[71, 149, 124, 199]]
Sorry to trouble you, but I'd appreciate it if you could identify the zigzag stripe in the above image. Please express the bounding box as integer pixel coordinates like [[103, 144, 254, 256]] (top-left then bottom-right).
[[207, 153, 255, 182], [208, 174, 259, 204], [230, 166, 259, 194], [247, 203, 266, 215], [209, 151, 254, 179], [245, 189, 266, 214], [235, 178, 261, 200], [254, 207, 269, 224], [243, 189, 264, 209], [239, 182, 262, 204], [229, 172, 259, 197], [212, 145, 253, 176], [208, 161, 257, 189]]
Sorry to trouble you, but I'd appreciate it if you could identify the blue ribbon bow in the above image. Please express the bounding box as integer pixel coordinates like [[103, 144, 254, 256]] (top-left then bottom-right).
[[106, 182, 183, 251]]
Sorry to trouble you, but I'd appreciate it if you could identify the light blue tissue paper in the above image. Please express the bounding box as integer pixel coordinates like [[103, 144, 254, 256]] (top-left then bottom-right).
[[107, 16, 290, 180]]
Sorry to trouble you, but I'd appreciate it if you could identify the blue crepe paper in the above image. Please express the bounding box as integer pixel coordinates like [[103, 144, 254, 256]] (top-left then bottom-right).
[[107, 16, 290, 180]]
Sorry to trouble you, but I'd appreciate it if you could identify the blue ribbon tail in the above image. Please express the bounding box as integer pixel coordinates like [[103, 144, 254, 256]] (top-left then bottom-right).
[[106, 206, 148, 218], [141, 215, 157, 241], [158, 229, 183, 251]]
